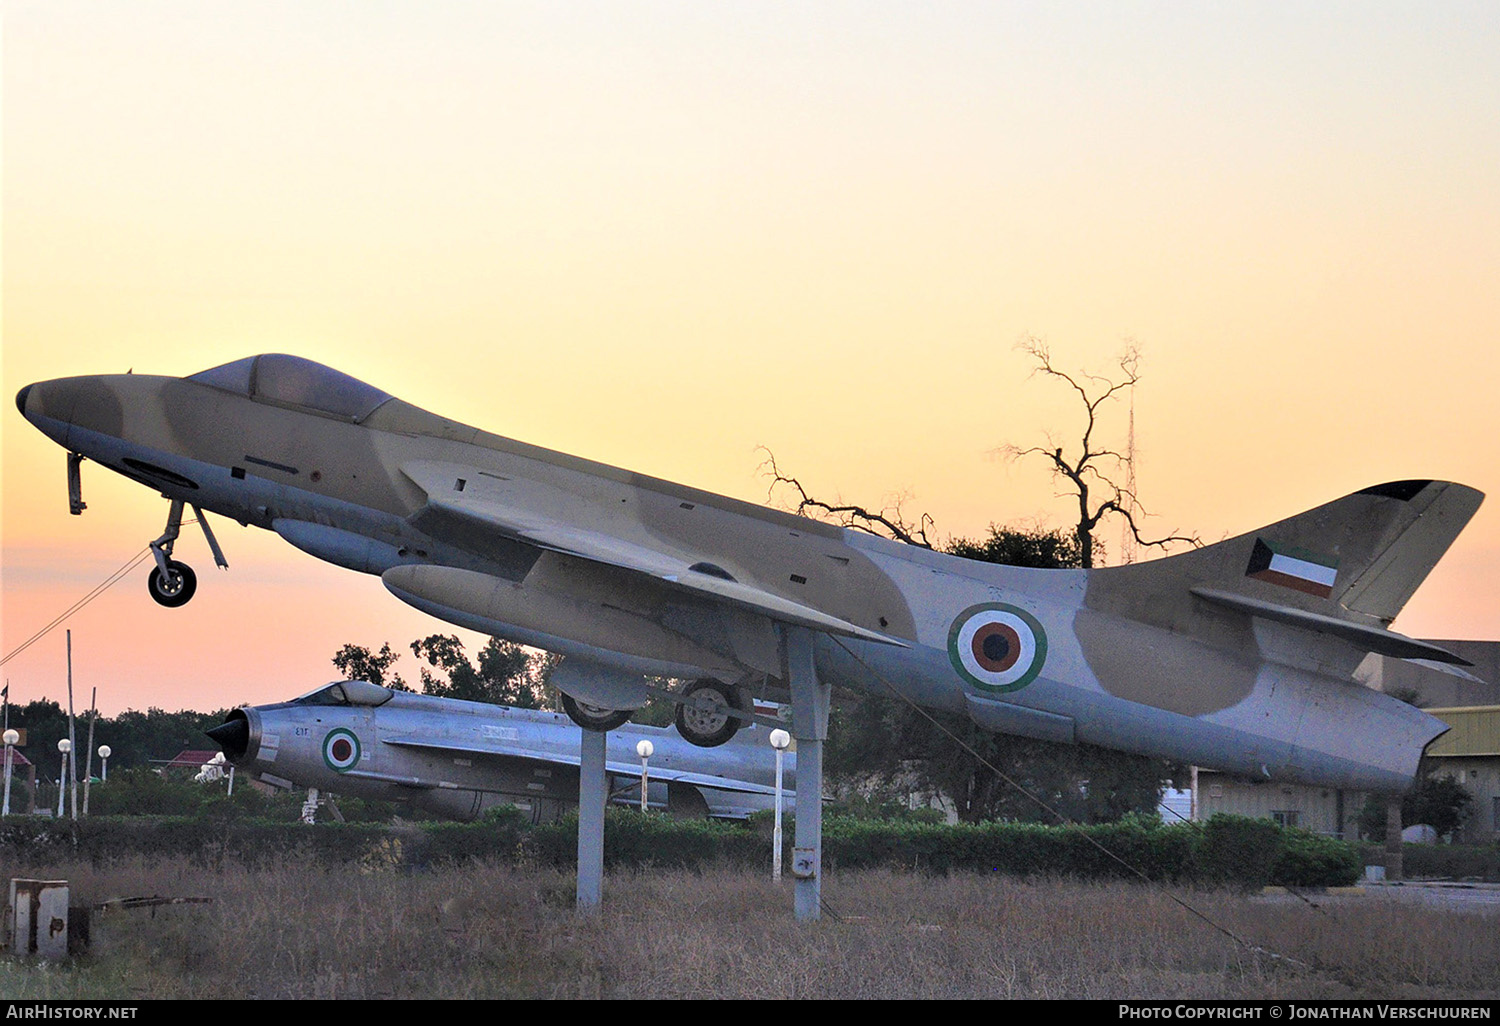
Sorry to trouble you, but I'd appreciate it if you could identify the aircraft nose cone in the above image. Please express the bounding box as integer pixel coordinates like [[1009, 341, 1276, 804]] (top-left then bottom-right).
[[15, 383, 32, 417], [205, 717, 250, 761]]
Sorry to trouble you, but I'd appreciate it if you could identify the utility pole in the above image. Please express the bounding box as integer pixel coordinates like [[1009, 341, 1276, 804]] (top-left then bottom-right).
[[66, 632, 79, 821]]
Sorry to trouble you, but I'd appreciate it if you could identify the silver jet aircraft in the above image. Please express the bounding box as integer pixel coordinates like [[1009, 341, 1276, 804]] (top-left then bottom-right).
[[204, 680, 797, 822], [15, 354, 1485, 792]]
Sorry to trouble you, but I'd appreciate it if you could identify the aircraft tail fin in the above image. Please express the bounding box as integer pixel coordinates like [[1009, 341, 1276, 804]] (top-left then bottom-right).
[[1329, 481, 1484, 622], [1088, 480, 1482, 645]]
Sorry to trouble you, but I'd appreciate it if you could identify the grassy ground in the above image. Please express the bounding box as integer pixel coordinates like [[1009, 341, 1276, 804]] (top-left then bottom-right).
[[1, 857, 1496, 1000]]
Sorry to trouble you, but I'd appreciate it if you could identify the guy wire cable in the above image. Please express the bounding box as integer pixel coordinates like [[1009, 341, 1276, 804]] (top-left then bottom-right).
[[830, 635, 1314, 970], [0, 544, 154, 668]]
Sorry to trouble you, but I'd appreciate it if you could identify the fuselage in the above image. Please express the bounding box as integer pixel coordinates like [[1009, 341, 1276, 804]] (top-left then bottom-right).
[[213, 682, 796, 822], [17, 356, 1452, 793]]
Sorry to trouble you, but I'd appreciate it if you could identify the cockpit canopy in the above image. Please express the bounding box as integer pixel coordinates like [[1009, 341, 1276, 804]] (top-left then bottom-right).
[[188, 354, 393, 423], [290, 680, 395, 708]]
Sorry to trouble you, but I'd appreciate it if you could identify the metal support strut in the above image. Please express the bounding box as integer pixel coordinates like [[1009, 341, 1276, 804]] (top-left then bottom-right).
[[783, 625, 828, 922], [67, 453, 88, 515], [192, 504, 229, 569], [576, 727, 607, 913], [148, 499, 229, 577], [149, 499, 186, 579]]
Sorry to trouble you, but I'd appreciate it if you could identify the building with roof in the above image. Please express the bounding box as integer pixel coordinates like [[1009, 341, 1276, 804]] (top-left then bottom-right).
[[158, 749, 223, 775], [2, 748, 38, 814], [1421, 705, 1499, 843]]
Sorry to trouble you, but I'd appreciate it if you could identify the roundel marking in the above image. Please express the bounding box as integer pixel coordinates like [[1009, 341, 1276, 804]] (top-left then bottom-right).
[[322, 727, 361, 772], [947, 602, 1048, 693]]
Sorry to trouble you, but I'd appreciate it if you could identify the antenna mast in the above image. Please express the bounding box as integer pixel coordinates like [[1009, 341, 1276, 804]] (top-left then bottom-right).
[[1118, 388, 1138, 565]]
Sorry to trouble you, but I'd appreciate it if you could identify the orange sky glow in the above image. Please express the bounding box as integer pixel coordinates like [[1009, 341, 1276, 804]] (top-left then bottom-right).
[[4, 3, 1498, 716]]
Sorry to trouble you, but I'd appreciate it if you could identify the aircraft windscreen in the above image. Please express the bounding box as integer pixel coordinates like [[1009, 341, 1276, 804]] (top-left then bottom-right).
[[189, 354, 392, 422], [187, 356, 256, 395]]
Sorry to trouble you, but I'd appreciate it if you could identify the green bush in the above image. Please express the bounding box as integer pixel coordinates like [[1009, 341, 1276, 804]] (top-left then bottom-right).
[[85, 768, 221, 817], [1271, 828, 1361, 887], [0, 806, 1365, 888], [825, 793, 948, 823], [1195, 814, 1285, 889], [1357, 841, 1500, 882]]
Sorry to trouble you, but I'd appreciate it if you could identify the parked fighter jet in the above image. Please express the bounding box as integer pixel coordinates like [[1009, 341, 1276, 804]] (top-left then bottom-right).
[[16, 354, 1485, 791], [205, 681, 797, 822]]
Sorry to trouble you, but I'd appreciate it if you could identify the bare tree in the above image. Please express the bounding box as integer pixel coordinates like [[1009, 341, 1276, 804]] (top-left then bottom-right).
[[757, 446, 936, 548], [999, 338, 1197, 568]]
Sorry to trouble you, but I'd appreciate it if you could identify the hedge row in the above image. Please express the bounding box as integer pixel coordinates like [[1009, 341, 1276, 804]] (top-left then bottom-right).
[[0, 811, 1362, 887], [1356, 841, 1500, 883]]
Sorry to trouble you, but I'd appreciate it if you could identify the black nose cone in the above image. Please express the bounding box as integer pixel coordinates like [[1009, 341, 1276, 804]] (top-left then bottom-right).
[[206, 717, 250, 760], [15, 384, 32, 417]]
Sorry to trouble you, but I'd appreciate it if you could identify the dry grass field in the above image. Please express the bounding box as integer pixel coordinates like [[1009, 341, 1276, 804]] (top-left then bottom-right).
[[1, 857, 1496, 1000]]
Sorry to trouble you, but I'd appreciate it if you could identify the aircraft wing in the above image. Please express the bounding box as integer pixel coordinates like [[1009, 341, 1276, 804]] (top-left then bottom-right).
[[401, 459, 904, 646], [381, 733, 781, 797]]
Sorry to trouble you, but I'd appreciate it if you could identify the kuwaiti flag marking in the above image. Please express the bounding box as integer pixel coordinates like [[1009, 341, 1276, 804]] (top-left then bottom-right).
[[1245, 538, 1339, 598]]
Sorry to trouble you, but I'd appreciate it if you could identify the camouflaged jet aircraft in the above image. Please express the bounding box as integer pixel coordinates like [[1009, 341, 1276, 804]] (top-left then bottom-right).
[[15, 354, 1485, 793], [205, 680, 797, 822]]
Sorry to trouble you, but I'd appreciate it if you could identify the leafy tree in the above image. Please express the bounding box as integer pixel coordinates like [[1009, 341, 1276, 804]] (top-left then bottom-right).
[[102, 707, 234, 771], [947, 523, 1084, 568], [2, 700, 232, 779], [332, 636, 552, 707], [409, 634, 549, 706], [332, 642, 412, 691], [1406, 775, 1474, 837], [1359, 773, 1474, 840]]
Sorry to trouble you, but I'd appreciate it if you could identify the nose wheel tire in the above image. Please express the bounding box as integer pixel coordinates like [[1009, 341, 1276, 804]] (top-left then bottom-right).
[[675, 679, 746, 748], [560, 693, 632, 733], [147, 560, 197, 607]]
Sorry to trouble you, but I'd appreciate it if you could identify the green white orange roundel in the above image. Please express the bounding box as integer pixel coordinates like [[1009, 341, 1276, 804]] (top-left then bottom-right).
[[322, 728, 361, 772], [947, 602, 1048, 693]]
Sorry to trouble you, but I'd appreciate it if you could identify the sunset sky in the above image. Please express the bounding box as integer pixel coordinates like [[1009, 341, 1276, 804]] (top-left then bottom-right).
[[4, 2, 1498, 717]]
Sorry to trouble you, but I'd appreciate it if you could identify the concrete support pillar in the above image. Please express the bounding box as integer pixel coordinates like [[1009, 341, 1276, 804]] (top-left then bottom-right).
[[1384, 794, 1404, 883], [577, 727, 607, 913], [784, 626, 828, 922]]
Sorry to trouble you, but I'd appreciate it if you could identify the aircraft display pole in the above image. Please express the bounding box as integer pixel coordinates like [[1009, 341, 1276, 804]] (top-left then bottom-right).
[[577, 727, 607, 913], [83, 688, 97, 816], [783, 626, 828, 922], [66, 632, 79, 821]]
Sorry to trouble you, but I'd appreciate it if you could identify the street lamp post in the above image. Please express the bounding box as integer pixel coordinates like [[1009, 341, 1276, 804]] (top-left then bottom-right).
[[56, 739, 72, 819], [769, 728, 791, 881], [635, 739, 654, 812], [2, 729, 18, 817]]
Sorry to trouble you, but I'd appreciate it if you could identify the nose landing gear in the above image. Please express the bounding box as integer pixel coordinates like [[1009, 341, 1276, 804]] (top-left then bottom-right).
[[146, 498, 228, 608], [148, 559, 197, 608]]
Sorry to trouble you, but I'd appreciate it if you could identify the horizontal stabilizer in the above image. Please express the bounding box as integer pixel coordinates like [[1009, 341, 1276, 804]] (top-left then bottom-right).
[[1191, 587, 1471, 665], [1399, 659, 1488, 684]]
